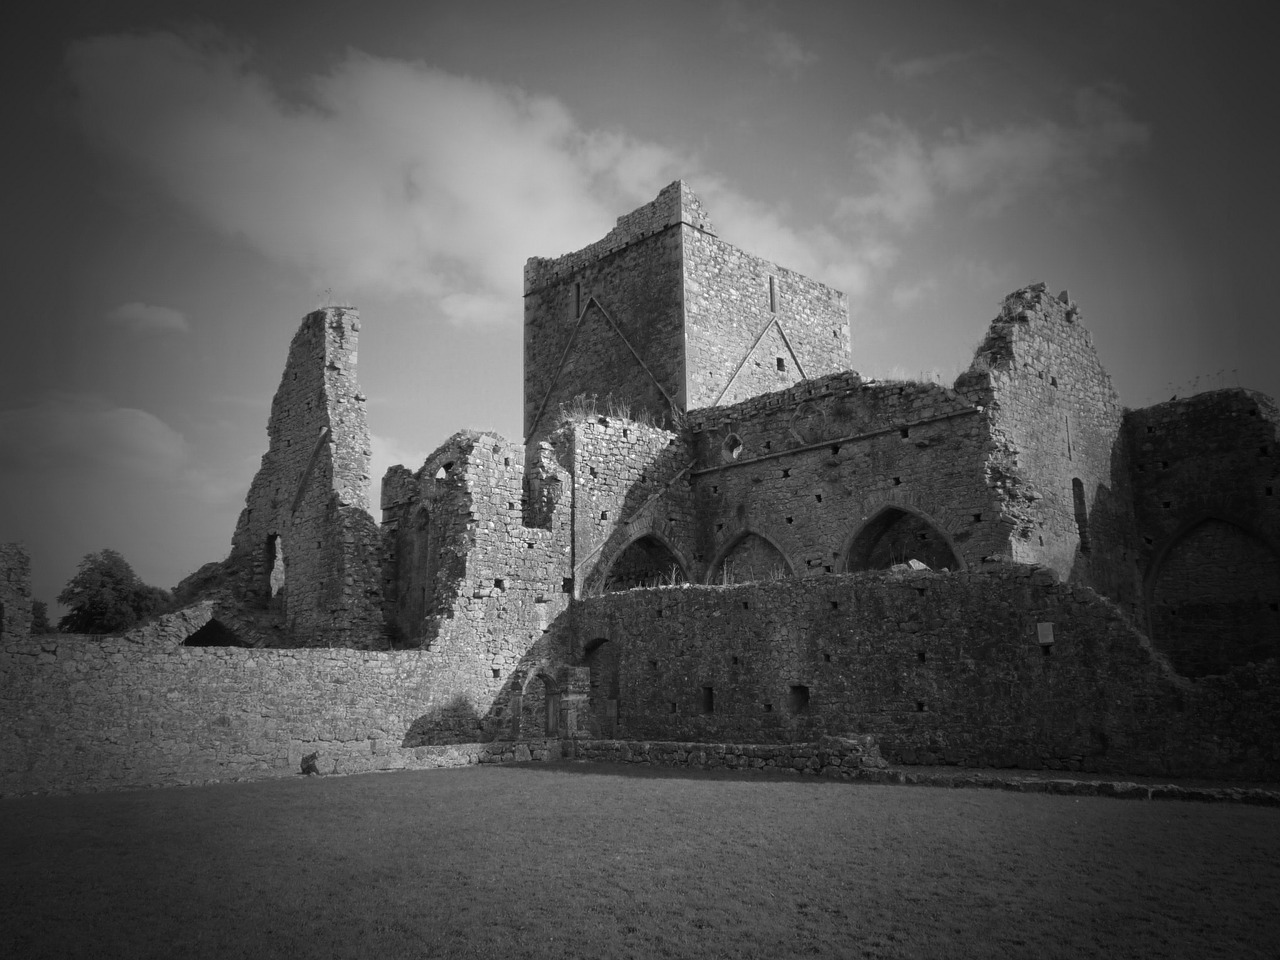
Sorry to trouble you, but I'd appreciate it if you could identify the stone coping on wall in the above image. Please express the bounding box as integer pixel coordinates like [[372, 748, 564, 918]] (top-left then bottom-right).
[[558, 739, 1280, 807]]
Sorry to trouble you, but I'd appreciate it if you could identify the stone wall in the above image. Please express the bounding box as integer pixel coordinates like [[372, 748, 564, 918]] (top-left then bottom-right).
[[0, 543, 32, 640], [379, 430, 579, 741], [683, 225, 849, 408], [1125, 389, 1280, 675], [523, 185, 689, 445], [0, 634, 564, 795], [956, 284, 1141, 612], [571, 566, 1280, 779], [223, 307, 383, 646], [683, 371, 1004, 582]]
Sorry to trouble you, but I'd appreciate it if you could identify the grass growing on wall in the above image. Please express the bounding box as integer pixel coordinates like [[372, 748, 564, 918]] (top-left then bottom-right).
[[2, 763, 1278, 959]]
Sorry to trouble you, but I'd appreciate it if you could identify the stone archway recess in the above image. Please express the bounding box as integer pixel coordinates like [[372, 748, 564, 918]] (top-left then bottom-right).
[[705, 530, 795, 584], [595, 531, 690, 594], [843, 505, 963, 573], [1146, 515, 1280, 677]]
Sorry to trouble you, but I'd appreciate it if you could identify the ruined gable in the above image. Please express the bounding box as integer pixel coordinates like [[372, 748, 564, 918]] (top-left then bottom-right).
[[226, 306, 383, 646]]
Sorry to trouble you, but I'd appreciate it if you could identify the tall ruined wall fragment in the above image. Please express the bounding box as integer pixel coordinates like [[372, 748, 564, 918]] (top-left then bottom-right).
[[955, 284, 1140, 609], [0, 543, 32, 639], [228, 307, 382, 646]]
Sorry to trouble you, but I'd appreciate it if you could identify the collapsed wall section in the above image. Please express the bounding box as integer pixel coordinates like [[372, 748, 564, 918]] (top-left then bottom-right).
[[379, 431, 576, 741], [0, 543, 32, 639], [572, 568, 1280, 779], [956, 284, 1139, 609], [226, 307, 382, 647], [685, 371, 1004, 581]]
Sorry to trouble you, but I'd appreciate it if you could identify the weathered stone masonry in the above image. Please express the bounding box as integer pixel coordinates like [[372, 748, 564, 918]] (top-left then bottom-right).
[[3, 182, 1279, 796], [1, 543, 33, 640]]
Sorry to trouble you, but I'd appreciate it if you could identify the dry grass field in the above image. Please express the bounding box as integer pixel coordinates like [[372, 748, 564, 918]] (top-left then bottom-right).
[[3, 762, 1278, 959]]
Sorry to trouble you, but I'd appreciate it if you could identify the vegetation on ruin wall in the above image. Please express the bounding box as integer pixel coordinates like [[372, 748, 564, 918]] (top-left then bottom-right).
[[2, 765, 1277, 960]]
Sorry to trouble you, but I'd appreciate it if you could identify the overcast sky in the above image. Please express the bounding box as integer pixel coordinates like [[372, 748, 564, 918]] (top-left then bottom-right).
[[3, 0, 1276, 609]]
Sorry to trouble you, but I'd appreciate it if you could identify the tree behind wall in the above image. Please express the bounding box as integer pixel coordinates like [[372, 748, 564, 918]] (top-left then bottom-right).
[[57, 550, 171, 635]]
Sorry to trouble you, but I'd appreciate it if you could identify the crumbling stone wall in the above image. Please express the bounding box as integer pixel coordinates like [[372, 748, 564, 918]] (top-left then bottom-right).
[[1125, 390, 1280, 675], [0, 543, 32, 639], [223, 307, 383, 646], [956, 284, 1140, 610], [379, 430, 578, 741], [572, 567, 1280, 780]]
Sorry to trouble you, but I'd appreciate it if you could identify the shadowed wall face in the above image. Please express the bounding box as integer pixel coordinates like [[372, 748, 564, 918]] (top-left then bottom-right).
[[1149, 519, 1280, 677]]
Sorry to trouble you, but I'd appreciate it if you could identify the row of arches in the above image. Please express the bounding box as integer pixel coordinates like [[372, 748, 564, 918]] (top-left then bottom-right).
[[598, 505, 963, 594]]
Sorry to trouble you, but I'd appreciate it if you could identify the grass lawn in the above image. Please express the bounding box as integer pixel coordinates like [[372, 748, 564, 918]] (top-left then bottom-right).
[[2, 762, 1278, 959]]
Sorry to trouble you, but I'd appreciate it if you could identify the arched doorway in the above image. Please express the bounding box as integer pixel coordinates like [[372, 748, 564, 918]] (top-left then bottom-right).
[[521, 673, 562, 737], [1149, 518, 1280, 677], [600, 534, 687, 592], [845, 507, 961, 572], [708, 532, 793, 584]]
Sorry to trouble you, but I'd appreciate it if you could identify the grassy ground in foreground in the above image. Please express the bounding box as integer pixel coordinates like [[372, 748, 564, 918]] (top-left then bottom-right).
[[2, 762, 1278, 960]]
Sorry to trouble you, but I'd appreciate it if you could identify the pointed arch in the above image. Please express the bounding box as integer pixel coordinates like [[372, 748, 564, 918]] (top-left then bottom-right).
[[706, 529, 795, 584], [182, 619, 247, 647], [594, 531, 690, 594], [842, 505, 964, 573], [1145, 514, 1280, 677]]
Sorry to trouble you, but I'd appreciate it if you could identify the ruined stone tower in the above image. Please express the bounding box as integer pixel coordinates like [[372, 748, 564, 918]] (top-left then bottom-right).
[[522, 181, 851, 445], [227, 307, 383, 646]]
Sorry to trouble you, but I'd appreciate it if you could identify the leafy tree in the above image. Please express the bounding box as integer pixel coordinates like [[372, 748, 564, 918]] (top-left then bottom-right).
[[30, 600, 51, 635], [57, 550, 171, 635]]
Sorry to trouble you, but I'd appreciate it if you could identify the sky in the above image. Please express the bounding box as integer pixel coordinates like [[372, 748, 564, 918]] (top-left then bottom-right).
[[3, 0, 1277, 610]]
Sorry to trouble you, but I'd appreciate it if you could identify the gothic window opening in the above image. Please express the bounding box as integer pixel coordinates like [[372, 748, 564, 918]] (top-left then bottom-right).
[[845, 508, 960, 572]]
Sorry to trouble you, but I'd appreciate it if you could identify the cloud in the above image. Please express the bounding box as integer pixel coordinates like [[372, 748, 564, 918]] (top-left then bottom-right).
[[67, 30, 873, 324], [881, 49, 980, 82], [105, 301, 190, 333], [721, 1, 818, 79], [369, 432, 431, 492], [67, 32, 688, 325], [839, 87, 1149, 227]]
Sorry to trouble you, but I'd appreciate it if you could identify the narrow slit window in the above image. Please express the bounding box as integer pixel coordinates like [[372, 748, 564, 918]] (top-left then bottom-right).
[[769, 275, 778, 313]]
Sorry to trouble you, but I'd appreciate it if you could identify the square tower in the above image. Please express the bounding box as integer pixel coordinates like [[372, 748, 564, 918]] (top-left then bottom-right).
[[522, 182, 850, 445]]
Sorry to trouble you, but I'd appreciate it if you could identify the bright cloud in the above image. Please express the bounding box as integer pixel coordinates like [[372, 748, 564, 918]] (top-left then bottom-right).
[[840, 87, 1149, 227], [882, 49, 980, 81], [105, 301, 190, 333], [67, 30, 874, 325]]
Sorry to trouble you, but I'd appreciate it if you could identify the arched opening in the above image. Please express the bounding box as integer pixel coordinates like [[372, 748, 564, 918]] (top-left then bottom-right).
[[520, 673, 562, 738], [392, 506, 434, 642], [845, 507, 960, 572], [263, 534, 286, 611], [709, 532, 792, 584], [182, 619, 247, 647], [1149, 518, 1280, 677], [601, 535, 687, 592], [584, 638, 619, 738]]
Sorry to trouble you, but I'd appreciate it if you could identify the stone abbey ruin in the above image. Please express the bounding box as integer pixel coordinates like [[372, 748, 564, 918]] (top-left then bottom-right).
[[3, 181, 1279, 793]]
